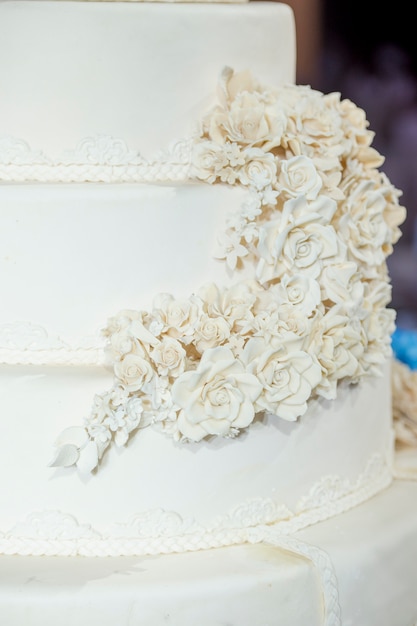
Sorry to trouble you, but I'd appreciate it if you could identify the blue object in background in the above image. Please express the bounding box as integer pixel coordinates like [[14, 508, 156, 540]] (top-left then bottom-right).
[[392, 327, 417, 370]]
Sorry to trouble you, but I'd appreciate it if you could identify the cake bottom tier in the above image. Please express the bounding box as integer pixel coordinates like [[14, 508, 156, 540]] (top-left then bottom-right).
[[0, 362, 394, 556], [1, 479, 416, 626]]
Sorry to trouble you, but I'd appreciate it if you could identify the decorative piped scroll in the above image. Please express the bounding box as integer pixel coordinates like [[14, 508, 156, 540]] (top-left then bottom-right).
[[0, 135, 193, 183], [50, 68, 406, 474]]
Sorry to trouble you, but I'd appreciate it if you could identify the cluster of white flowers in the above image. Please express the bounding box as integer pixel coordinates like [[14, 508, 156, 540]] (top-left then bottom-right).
[[51, 68, 406, 473]]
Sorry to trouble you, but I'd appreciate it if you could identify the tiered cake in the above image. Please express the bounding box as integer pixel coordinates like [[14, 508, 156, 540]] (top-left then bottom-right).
[[0, 1, 416, 625]]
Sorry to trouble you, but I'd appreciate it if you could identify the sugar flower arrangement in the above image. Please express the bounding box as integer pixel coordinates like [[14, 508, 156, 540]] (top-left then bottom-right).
[[50, 68, 406, 473]]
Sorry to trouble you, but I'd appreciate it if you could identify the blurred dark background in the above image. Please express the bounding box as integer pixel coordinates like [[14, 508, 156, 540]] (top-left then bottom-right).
[[284, 0, 417, 329]]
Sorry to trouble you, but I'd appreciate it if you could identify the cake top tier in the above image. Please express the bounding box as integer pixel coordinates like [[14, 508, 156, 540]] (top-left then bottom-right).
[[0, 1, 294, 178]]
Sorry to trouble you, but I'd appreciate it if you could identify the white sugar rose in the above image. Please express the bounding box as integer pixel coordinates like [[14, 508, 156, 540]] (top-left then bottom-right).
[[282, 224, 339, 278], [106, 311, 158, 360], [114, 353, 154, 393], [309, 307, 364, 397], [275, 273, 321, 317], [194, 313, 231, 353], [278, 155, 323, 200], [256, 194, 340, 283], [152, 293, 201, 343], [104, 309, 143, 336], [379, 173, 406, 248], [238, 148, 277, 190], [171, 346, 262, 441], [285, 194, 337, 226], [151, 337, 186, 378], [217, 66, 262, 104], [108, 330, 136, 360], [251, 313, 309, 353], [320, 262, 364, 309], [242, 338, 322, 420], [191, 140, 229, 183], [257, 220, 345, 284], [283, 224, 344, 276], [360, 307, 396, 371], [198, 281, 257, 331], [338, 180, 390, 270], [105, 312, 139, 356], [338, 97, 382, 167], [207, 90, 287, 151], [361, 280, 394, 365], [283, 87, 346, 166], [276, 304, 318, 341]]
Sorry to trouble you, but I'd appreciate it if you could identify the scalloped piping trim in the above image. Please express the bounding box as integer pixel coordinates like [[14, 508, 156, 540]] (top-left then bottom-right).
[[0, 322, 106, 366], [0, 346, 106, 366], [0, 135, 193, 183], [0, 452, 392, 558]]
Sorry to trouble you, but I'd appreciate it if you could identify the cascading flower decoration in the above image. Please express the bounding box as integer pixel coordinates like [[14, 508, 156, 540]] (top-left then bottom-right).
[[50, 67, 406, 473]]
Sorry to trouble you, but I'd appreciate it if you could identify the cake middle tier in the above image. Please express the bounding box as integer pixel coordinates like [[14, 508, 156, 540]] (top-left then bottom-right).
[[0, 182, 248, 361]]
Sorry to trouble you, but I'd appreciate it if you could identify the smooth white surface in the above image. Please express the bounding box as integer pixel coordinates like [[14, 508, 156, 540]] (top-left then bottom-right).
[[0, 362, 392, 542], [0, 543, 323, 626], [0, 182, 246, 346], [1, 479, 416, 626], [0, 1, 295, 161]]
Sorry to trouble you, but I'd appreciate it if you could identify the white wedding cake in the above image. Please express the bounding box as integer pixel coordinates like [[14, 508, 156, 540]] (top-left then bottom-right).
[[0, 1, 417, 625]]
